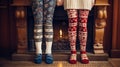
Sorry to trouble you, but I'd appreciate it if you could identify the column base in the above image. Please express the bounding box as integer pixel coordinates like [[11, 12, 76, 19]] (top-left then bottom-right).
[[94, 44, 104, 54]]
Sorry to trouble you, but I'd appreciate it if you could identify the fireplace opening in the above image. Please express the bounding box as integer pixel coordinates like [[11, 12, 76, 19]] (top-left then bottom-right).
[[27, 6, 94, 53]]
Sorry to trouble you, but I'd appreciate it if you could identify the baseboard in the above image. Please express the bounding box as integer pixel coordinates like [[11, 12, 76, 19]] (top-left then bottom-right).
[[111, 50, 120, 58]]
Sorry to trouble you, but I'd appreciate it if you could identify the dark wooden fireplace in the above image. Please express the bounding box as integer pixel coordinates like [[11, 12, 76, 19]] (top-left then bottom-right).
[[26, 6, 94, 52], [11, 0, 109, 61]]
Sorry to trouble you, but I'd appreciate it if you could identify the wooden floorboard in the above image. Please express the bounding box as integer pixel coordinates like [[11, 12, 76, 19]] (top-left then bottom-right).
[[0, 61, 113, 67], [12, 52, 109, 61]]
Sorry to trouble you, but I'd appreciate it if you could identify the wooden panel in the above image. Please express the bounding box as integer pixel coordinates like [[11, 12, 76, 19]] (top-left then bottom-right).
[[0, 5, 10, 56], [111, 0, 120, 58], [0, 0, 17, 56], [117, 0, 120, 49], [9, 7, 18, 54], [12, 0, 30, 6], [95, 0, 108, 5], [15, 7, 28, 53], [112, 0, 118, 49], [103, 0, 113, 53]]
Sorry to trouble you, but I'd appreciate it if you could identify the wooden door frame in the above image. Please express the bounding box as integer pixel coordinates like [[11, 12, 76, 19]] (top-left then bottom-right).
[[111, 0, 120, 58]]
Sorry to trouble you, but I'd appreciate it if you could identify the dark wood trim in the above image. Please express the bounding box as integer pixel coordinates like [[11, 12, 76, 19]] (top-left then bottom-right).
[[111, 50, 120, 58], [111, 0, 120, 58], [9, 7, 18, 54], [117, 0, 120, 49], [0, 1, 11, 56], [112, 0, 118, 49]]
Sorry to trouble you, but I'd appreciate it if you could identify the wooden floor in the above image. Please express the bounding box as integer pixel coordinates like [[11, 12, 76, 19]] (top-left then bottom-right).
[[1, 58, 120, 67], [12, 52, 109, 61], [109, 58, 120, 67]]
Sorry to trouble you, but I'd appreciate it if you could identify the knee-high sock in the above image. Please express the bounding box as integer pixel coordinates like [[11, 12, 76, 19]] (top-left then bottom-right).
[[34, 24, 43, 54], [78, 10, 90, 64], [78, 10, 89, 53], [44, 24, 53, 54], [67, 9, 78, 64], [67, 9, 78, 53], [44, 0, 56, 54], [32, 0, 43, 54]]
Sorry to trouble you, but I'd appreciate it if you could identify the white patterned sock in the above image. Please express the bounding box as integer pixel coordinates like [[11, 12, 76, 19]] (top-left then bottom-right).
[[35, 42, 42, 54], [45, 42, 52, 54]]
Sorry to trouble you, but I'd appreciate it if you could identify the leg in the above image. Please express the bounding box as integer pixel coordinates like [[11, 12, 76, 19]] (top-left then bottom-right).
[[32, 0, 43, 64], [78, 10, 89, 64], [44, 0, 56, 64], [67, 9, 78, 64]]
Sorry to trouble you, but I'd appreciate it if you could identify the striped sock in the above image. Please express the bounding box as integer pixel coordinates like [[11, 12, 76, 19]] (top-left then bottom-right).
[[44, 23, 53, 54]]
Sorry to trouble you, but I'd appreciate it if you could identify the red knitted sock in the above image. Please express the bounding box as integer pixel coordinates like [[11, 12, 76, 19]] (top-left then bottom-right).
[[67, 9, 78, 64], [78, 10, 89, 64], [69, 51, 77, 64], [80, 51, 89, 64]]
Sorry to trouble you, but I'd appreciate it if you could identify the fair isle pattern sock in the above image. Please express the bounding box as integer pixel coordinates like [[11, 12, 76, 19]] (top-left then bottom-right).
[[67, 9, 78, 64], [45, 24, 53, 54], [34, 24, 43, 54], [44, 22, 53, 54], [78, 10, 89, 64]]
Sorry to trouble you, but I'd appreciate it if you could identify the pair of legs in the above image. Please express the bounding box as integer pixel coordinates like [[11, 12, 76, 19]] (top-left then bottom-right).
[[32, 0, 56, 64], [67, 9, 89, 64]]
